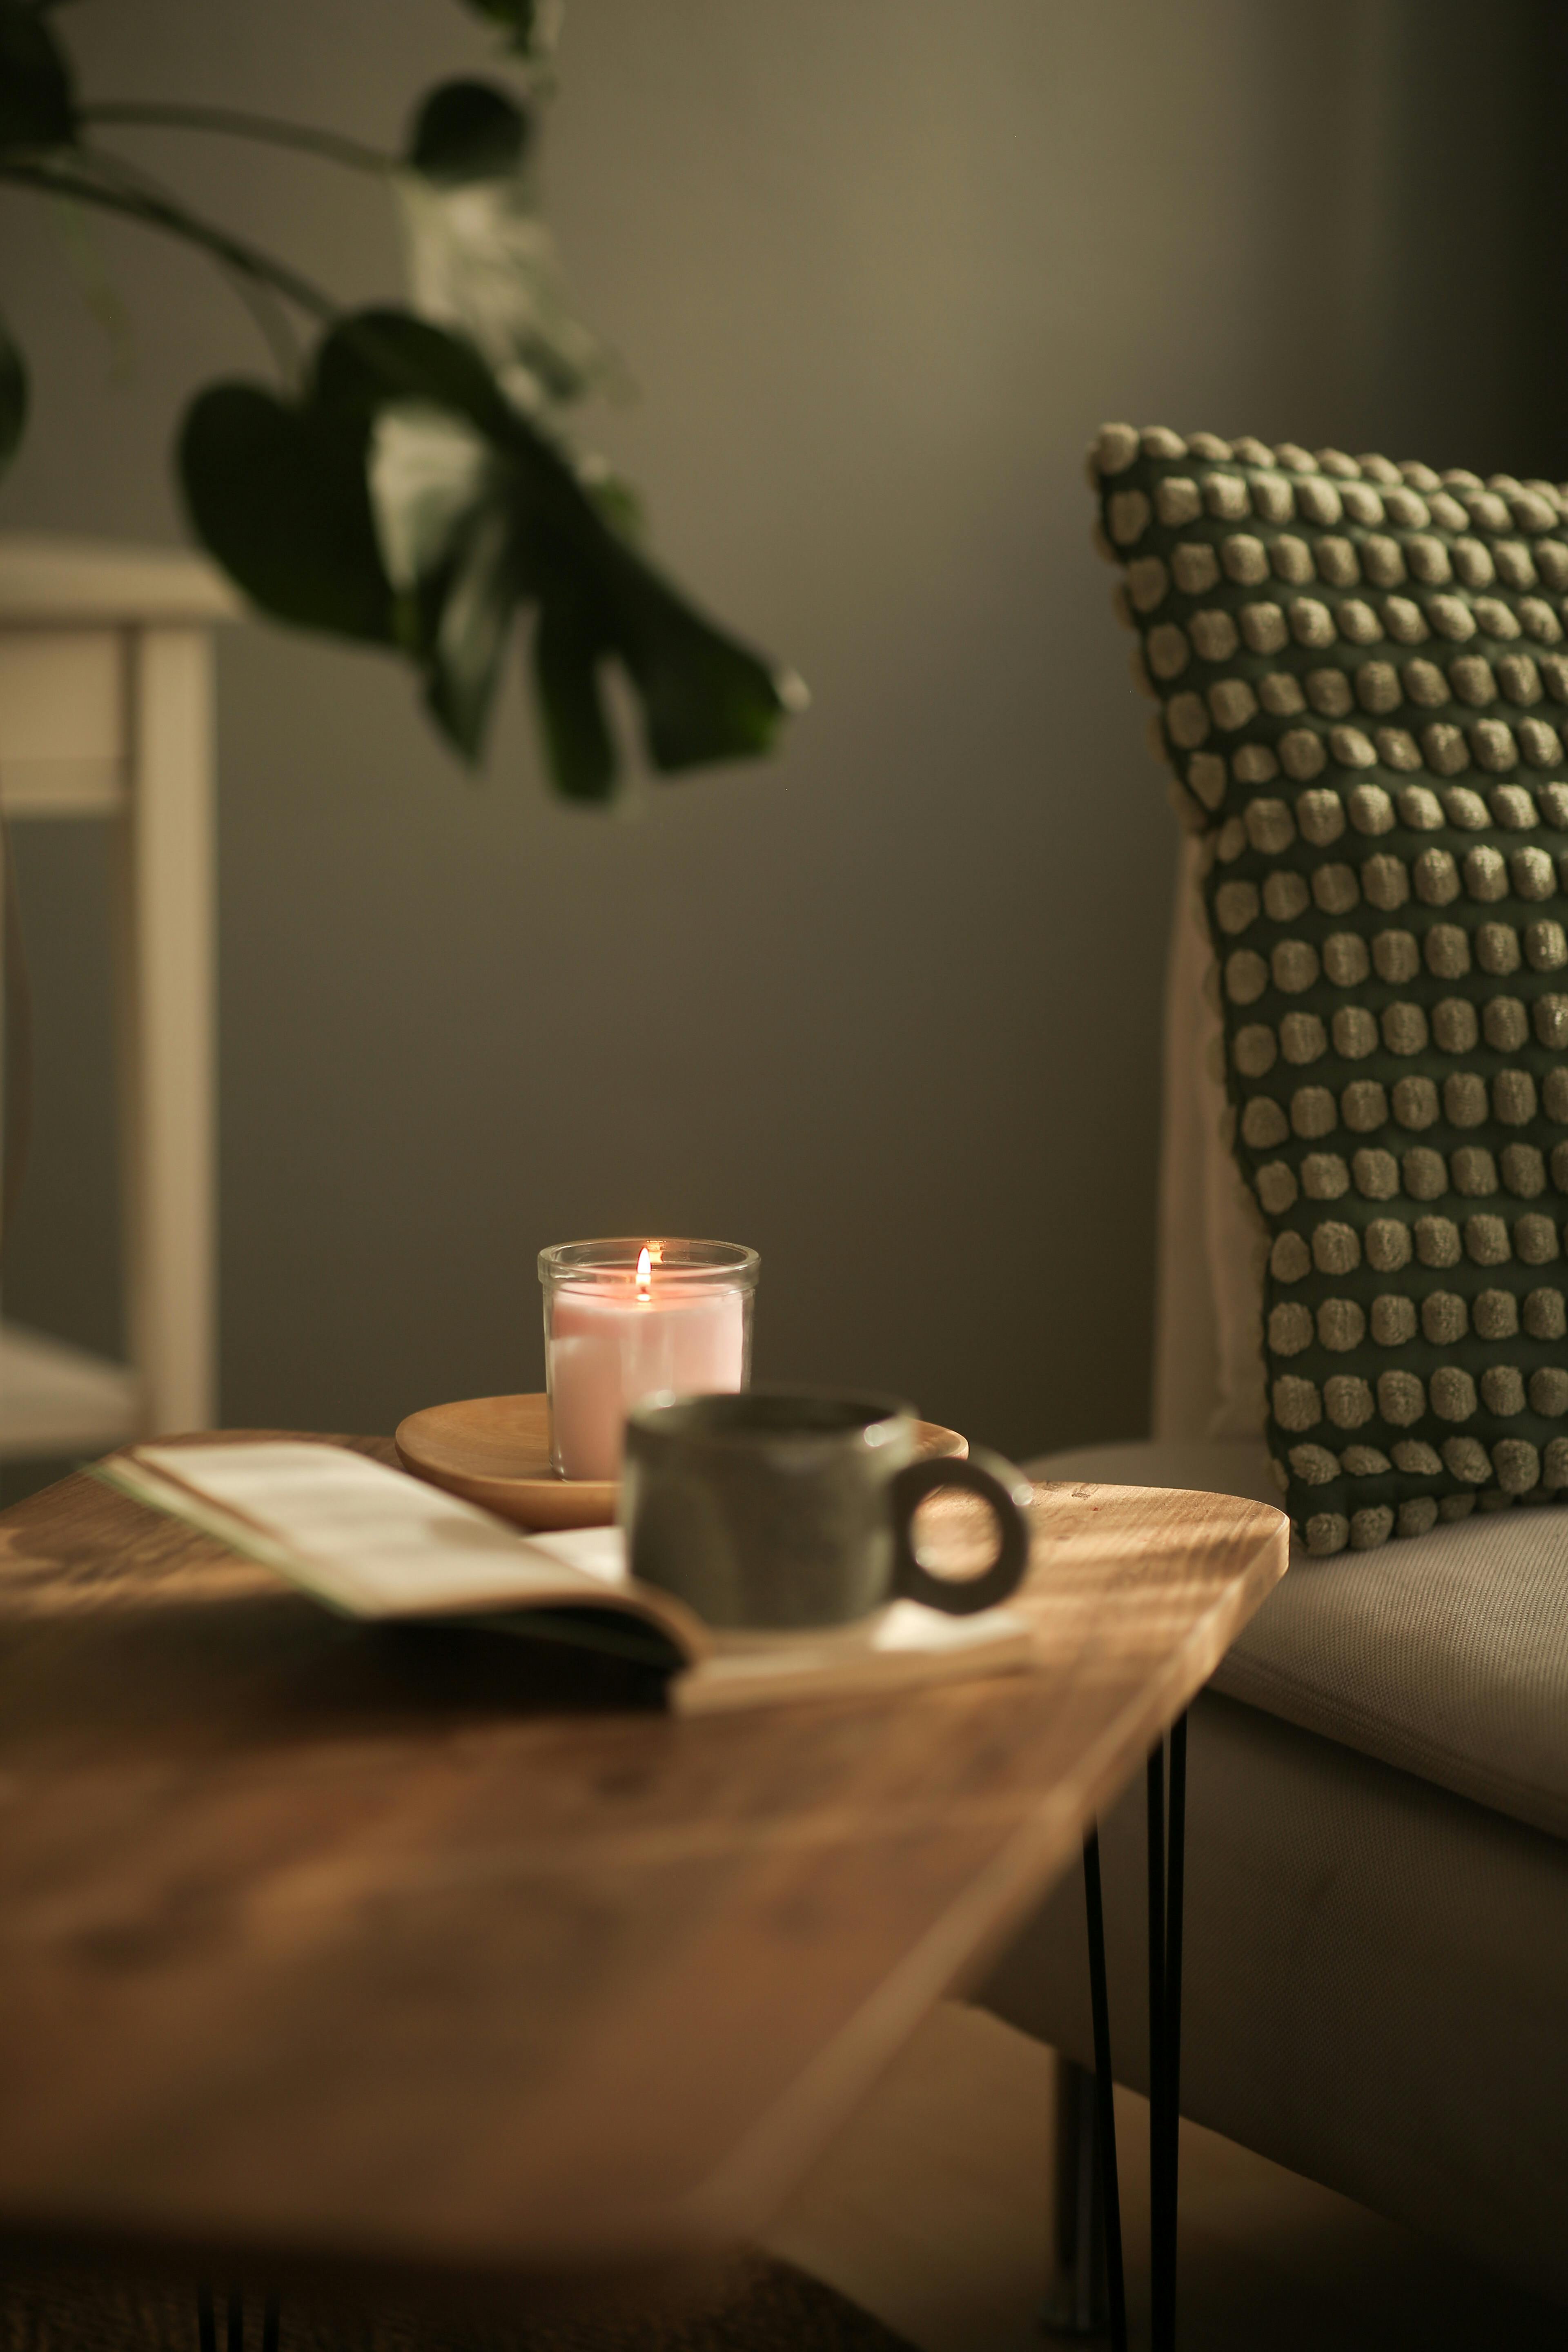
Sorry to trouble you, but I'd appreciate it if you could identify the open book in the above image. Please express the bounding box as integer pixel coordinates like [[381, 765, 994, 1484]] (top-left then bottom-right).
[[95, 1441, 1033, 1716]]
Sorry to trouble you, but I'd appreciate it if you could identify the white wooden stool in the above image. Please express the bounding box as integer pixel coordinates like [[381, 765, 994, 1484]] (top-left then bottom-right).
[[0, 536, 237, 1455]]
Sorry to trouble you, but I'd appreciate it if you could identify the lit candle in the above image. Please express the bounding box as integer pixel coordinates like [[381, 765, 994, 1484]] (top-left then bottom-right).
[[539, 1239, 758, 1481]]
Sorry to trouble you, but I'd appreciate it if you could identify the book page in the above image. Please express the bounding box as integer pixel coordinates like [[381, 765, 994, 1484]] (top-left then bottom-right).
[[111, 1443, 1032, 1710], [132, 1443, 625, 1619]]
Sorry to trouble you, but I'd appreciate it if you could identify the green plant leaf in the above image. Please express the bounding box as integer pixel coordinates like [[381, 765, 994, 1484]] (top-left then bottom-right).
[[321, 311, 792, 785], [0, 305, 27, 476], [0, 0, 75, 156], [584, 468, 644, 543], [420, 503, 520, 760], [457, 0, 555, 60], [367, 402, 498, 601], [408, 79, 530, 184], [395, 167, 607, 412], [314, 306, 521, 445], [178, 383, 395, 643], [533, 591, 615, 800], [180, 307, 796, 791], [600, 544, 790, 773]]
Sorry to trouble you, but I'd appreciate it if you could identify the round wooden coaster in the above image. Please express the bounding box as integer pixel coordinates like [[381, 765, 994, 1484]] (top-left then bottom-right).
[[394, 1392, 968, 1532]]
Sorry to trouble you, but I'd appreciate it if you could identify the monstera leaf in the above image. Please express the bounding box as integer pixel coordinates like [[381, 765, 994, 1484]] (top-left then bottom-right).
[[457, 0, 559, 61], [180, 381, 397, 643], [397, 69, 605, 415], [179, 309, 793, 791], [407, 79, 530, 183]]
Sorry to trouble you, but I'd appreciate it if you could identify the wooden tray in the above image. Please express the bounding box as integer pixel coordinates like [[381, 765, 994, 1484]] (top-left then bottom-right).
[[394, 1392, 969, 1531]]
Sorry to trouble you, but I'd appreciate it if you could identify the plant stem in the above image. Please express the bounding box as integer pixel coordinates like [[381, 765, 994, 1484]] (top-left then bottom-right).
[[71, 143, 305, 382], [0, 160, 339, 322], [78, 101, 394, 177]]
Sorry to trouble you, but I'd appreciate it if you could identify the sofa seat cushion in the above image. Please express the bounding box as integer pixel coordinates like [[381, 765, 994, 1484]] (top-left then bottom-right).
[[1029, 1438, 1568, 1840]]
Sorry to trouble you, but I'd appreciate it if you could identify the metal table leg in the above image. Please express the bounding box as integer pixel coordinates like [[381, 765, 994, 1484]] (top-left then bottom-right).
[[1148, 1713, 1188, 2352], [195, 2283, 281, 2349], [1146, 1740, 1165, 2319], [1080, 1829, 1127, 2352], [1041, 2057, 1109, 2337]]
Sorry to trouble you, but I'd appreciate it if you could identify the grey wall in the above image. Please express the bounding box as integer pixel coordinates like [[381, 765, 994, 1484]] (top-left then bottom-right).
[[5, 0, 1566, 1467]]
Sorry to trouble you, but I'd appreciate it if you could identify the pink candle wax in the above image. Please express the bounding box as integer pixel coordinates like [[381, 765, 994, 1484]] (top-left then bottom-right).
[[548, 1251, 746, 1480]]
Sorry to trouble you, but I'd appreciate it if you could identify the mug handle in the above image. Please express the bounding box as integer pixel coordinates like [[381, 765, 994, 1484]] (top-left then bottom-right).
[[887, 1449, 1035, 1617]]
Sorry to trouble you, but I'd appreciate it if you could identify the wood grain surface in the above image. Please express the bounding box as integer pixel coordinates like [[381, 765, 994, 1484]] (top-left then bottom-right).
[[0, 1436, 1287, 2300], [393, 1393, 968, 1530], [395, 1394, 614, 1529]]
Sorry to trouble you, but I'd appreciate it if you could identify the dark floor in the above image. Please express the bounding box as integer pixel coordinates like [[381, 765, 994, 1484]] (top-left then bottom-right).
[[0, 2253, 911, 2352]]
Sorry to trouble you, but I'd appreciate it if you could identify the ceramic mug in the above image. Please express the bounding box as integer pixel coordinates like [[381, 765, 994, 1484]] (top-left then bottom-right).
[[621, 1388, 1034, 1630]]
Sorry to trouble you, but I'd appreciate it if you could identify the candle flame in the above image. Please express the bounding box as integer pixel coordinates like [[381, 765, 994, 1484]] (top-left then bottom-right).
[[637, 1245, 653, 1297]]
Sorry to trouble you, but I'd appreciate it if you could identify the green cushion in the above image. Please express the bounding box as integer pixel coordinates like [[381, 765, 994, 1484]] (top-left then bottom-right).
[[1093, 423, 1568, 1552]]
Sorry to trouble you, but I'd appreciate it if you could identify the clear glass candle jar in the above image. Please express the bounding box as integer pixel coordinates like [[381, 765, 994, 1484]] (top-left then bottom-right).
[[538, 1238, 759, 1481]]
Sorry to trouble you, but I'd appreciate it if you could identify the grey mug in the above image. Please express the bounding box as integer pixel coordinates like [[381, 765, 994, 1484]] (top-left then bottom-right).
[[621, 1388, 1035, 1631]]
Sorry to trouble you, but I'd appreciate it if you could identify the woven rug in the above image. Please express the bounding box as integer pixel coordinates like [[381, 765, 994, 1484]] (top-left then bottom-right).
[[0, 2253, 915, 2352]]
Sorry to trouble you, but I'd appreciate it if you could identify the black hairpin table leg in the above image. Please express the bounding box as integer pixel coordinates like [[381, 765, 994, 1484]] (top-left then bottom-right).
[[1081, 1829, 1127, 2352], [1148, 1712, 1188, 2352], [195, 2284, 281, 2349], [1146, 1739, 1165, 2316]]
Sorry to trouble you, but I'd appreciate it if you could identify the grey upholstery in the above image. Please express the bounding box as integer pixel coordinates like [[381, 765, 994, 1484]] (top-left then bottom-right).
[[975, 1435, 1568, 2307], [975, 1687, 1568, 2307], [1036, 1439, 1568, 1840]]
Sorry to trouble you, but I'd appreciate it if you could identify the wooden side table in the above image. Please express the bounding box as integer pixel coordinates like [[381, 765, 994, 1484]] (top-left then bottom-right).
[[0, 1442, 1288, 2344], [0, 535, 238, 1454]]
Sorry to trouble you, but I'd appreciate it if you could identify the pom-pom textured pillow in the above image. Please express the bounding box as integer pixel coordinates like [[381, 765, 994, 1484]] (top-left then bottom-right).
[[1093, 423, 1568, 1550]]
